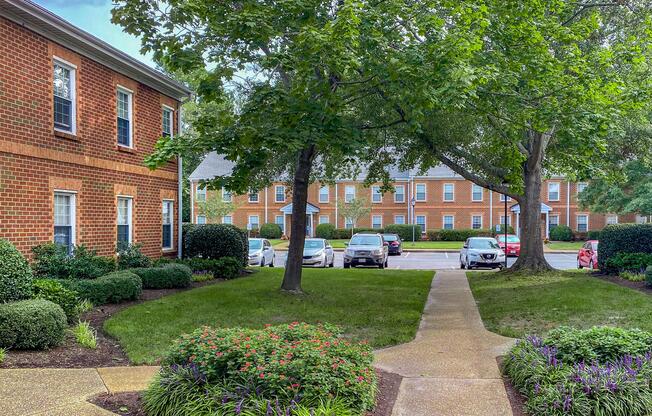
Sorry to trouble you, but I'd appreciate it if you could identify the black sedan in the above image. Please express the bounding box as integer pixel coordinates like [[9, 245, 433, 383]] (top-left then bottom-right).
[[383, 233, 403, 255]]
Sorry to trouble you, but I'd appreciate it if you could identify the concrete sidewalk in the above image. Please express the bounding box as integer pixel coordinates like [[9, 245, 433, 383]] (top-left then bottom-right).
[[374, 270, 515, 416]]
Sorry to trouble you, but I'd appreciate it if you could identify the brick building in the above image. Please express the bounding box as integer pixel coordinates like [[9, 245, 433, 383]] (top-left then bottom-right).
[[190, 153, 642, 239], [0, 0, 190, 258]]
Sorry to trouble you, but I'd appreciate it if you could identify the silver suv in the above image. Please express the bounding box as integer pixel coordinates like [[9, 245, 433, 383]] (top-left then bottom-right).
[[343, 233, 389, 269], [460, 237, 506, 270]]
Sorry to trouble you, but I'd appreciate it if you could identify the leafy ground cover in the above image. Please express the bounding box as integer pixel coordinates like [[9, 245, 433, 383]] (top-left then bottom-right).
[[105, 268, 434, 364], [468, 271, 652, 338]]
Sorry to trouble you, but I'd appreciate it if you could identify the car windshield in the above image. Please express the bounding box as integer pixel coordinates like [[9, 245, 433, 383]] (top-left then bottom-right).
[[499, 236, 520, 243], [383, 234, 398, 242], [468, 239, 500, 249], [249, 240, 262, 250], [305, 240, 324, 249], [350, 235, 381, 246]]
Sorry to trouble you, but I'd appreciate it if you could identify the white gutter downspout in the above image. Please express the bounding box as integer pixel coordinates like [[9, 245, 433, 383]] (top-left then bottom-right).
[[489, 191, 493, 229], [335, 183, 339, 228], [177, 105, 184, 259], [264, 187, 268, 224], [566, 182, 571, 227]]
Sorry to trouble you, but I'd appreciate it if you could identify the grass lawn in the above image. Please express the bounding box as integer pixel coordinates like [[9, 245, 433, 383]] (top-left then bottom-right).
[[269, 239, 285, 246], [468, 270, 652, 338], [105, 268, 434, 364], [545, 241, 583, 251]]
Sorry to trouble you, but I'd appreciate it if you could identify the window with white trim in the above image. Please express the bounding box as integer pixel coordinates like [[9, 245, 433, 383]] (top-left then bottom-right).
[[319, 215, 329, 224], [443, 215, 454, 230], [162, 107, 173, 137], [319, 186, 329, 203], [54, 192, 75, 254], [116, 87, 133, 147], [500, 194, 512, 202], [416, 215, 426, 233], [248, 191, 259, 203], [577, 215, 588, 232], [415, 183, 426, 201], [162, 200, 173, 249], [275, 185, 285, 203], [443, 183, 454, 201], [196, 186, 206, 202], [549, 215, 559, 235], [222, 188, 231, 202], [372, 215, 383, 229], [371, 186, 382, 203], [577, 182, 588, 194], [394, 215, 405, 224], [636, 215, 648, 224], [197, 215, 206, 224], [471, 184, 483, 202], [117, 197, 133, 246], [499, 215, 511, 226], [345, 217, 354, 229], [275, 215, 285, 232], [222, 215, 232, 225], [53, 59, 76, 133], [548, 182, 560, 201], [345, 185, 356, 203], [394, 185, 405, 203], [248, 215, 260, 230], [471, 215, 482, 230], [606, 215, 618, 225]]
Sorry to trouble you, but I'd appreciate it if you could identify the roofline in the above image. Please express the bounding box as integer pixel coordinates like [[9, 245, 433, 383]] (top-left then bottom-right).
[[0, 0, 191, 100]]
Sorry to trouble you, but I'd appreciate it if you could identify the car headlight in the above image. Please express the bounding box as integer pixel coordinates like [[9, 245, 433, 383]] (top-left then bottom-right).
[[313, 250, 324, 258], [345, 249, 354, 256], [249, 252, 260, 258], [372, 249, 382, 255], [468, 253, 480, 258]]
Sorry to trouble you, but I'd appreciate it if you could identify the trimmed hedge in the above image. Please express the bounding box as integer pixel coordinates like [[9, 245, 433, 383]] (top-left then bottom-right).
[[605, 252, 652, 274], [131, 264, 192, 289], [549, 224, 573, 241], [384, 224, 422, 241], [154, 257, 242, 279], [32, 279, 80, 322], [427, 228, 493, 241], [0, 239, 33, 303], [587, 230, 602, 240], [259, 223, 282, 239], [332, 227, 384, 239], [184, 224, 248, 266], [32, 243, 116, 279], [212, 257, 242, 279], [0, 299, 67, 349], [57, 271, 142, 305], [600, 224, 652, 274], [315, 223, 336, 239]]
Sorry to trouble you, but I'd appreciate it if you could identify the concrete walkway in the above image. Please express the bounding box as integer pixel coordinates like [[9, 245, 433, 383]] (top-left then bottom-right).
[[375, 270, 515, 416]]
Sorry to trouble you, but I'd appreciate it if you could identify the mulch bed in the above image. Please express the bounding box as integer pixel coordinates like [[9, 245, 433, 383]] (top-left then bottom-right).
[[0, 278, 226, 369], [497, 357, 527, 416], [596, 274, 652, 295], [89, 369, 402, 416]]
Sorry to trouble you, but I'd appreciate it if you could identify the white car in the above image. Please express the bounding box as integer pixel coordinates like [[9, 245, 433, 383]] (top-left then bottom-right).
[[302, 238, 335, 268], [460, 237, 506, 270], [248, 238, 275, 267]]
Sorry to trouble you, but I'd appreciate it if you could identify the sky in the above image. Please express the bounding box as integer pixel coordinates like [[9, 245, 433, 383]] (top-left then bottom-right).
[[34, 0, 156, 68]]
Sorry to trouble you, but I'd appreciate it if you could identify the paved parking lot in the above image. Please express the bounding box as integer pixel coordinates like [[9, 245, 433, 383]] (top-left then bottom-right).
[[272, 251, 578, 270]]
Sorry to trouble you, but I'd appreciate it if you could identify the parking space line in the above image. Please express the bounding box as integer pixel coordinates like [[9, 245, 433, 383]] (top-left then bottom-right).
[[445, 252, 449, 258], [404, 252, 410, 258]]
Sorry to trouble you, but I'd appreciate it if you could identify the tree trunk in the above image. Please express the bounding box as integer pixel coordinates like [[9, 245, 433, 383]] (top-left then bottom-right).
[[281, 146, 316, 293], [510, 147, 554, 272]]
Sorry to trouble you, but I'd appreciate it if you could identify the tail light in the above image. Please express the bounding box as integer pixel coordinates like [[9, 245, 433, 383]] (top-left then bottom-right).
[[391, 241, 399, 247]]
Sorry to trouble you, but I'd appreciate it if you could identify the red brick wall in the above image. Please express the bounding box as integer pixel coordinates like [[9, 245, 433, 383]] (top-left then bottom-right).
[[0, 16, 179, 258]]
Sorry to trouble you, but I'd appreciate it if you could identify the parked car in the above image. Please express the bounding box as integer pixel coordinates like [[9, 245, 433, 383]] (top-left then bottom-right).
[[382, 233, 403, 255], [344, 233, 389, 269], [577, 240, 599, 270], [301, 238, 335, 268], [460, 237, 506, 270], [248, 238, 275, 267], [496, 234, 521, 257]]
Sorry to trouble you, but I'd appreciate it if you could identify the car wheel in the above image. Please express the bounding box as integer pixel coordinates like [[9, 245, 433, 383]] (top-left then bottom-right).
[[269, 256, 274, 267], [379, 260, 385, 269], [460, 261, 465, 270], [466, 257, 474, 270], [384, 257, 389, 268], [329, 257, 334, 268], [321, 257, 328, 268], [344, 263, 350, 269], [577, 258, 583, 269], [260, 258, 265, 267]]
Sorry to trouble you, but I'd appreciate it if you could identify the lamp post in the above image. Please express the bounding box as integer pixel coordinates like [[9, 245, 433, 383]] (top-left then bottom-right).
[[410, 197, 416, 243], [502, 181, 509, 269]]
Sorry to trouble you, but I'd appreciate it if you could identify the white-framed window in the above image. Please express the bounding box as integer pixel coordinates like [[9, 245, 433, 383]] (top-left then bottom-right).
[[248, 215, 260, 230], [548, 182, 560, 201], [54, 191, 75, 254], [248, 191, 259, 203], [415, 183, 426, 201], [372, 215, 383, 229], [196, 186, 207, 202], [394, 185, 405, 203], [53, 58, 76, 134], [345, 185, 356, 203], [577, 215, 588, 232], [606, 215, 618, 225], [196, 215, 206, 224], [319, 215, 330, 224], [116, 86, 133, 147], [371, 185, 382, 203], [443, 215, 454, 230], [443, 183, 454, 201], [319, 186, 329, 203], [222, 188, 232, 202], [394, 215, 405, 224], [416, 215, 426, 233], [222, 215, 232, 225], [162, 106, 174, 137], [500, 194, 512, 202], [577, 182, 588, 194], [500, 215, 511, 226], [345, 217, 354, 229], [117, 196, 133, 246], [162, 200, 173, 249], [636, 215, 648, 224], [275, 215, 285, 233], [275, 185, 285, 203], [471, 215, 482, 230], [549, 215, 559, 235], [471, 184, 483, 202]]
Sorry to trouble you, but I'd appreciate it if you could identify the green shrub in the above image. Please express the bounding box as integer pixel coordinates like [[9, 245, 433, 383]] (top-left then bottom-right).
[[491, 224, 515, 236], [57, 271, 142, 305], [315, 223, 336, 239], [0, 299, 67, 349], [384, 224, 422, 241], [605, 252, 652, 274], [32, 243, 116, 279], [619, 271, 646, 282], [71, 321, 97, 349], [154, 257, 240, 279], [212, 257, 242, 279], [587, 230, 602, 240], [646, 266, 652, 288], [131, 264, 192, 289], [549, 224, 573, 241], [191, 273, 214, 283], [331, 228, 384, 239], [184, 224, 248, 266], [436, 229, 493, 241], [32, 279, 80, 322], [117, 243, 151, 269], [601, 224, 652, 274], [259, 223, 283, 239], [0, 348, 5, 363], [156, 323, 376, 414], [0, 239, 33, 303]]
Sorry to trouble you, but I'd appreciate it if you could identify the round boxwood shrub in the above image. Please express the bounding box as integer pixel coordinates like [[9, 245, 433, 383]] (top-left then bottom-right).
[[259, 223, 282, 239], [212, 256, 242, 279], [184, 224, 248, 265], [549, 224, 573, 241], [315, 223, 336, 239], [0, 239, 33, 303], [0, 299, 67, 349], [32, 279, 80, 322], [56, 270, 142, 305], [131, 264, 192, 289]]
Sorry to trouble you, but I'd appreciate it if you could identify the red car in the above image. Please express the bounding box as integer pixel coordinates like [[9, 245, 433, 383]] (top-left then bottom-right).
[[496, 234, 521, 257], [577, 240, 599, 270]]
